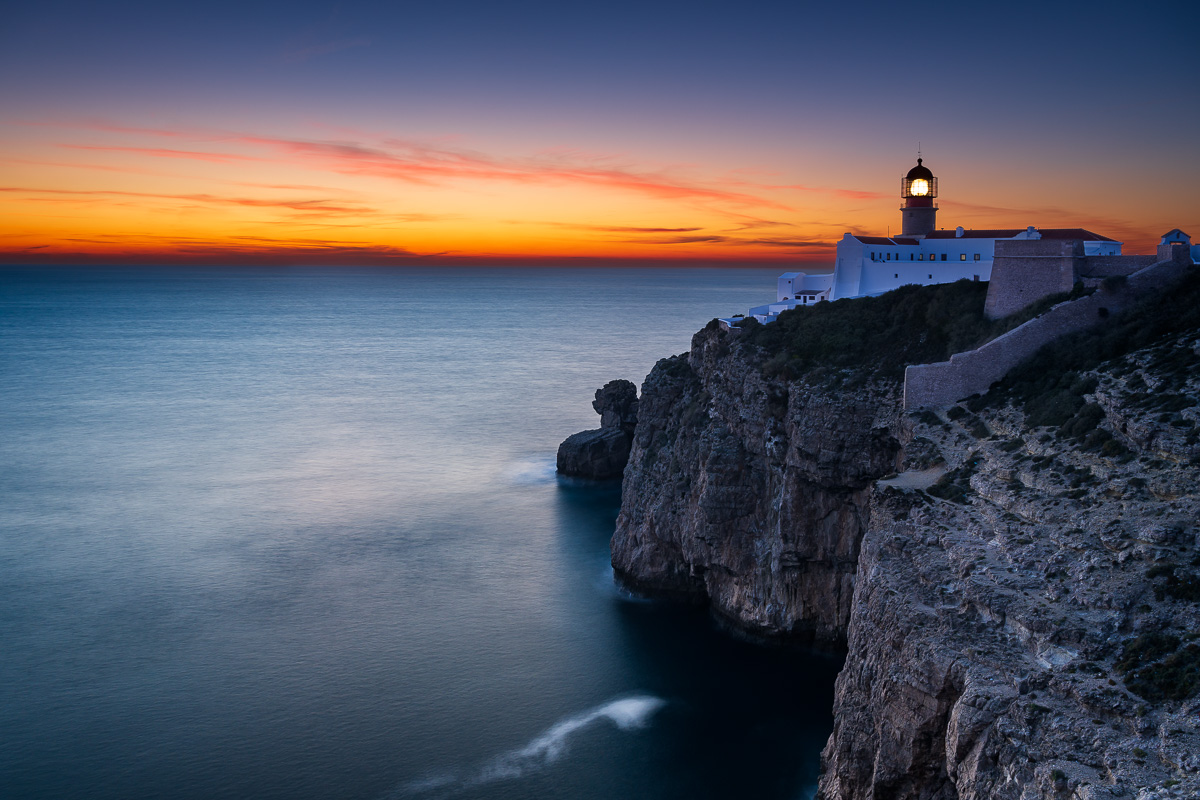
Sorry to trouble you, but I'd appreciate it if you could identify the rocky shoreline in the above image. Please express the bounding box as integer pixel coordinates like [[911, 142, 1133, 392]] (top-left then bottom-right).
[[586, 279, 1200, 799]]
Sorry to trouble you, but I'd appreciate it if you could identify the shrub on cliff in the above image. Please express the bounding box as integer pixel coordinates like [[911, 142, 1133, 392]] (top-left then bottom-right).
[[742, 279, 1073, 383], [1116, 632, 1200, 703], [744, 280, 988, 381]]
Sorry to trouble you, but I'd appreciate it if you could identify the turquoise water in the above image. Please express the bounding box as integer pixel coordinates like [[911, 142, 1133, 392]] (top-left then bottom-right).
[[0, 266, 841, 800]]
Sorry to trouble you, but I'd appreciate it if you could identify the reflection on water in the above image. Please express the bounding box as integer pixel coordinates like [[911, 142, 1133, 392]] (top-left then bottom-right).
[[1, 266, 841, 799]]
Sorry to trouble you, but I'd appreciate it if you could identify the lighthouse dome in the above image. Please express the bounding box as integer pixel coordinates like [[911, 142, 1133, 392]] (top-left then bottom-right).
[[906, 158, 933, 181]]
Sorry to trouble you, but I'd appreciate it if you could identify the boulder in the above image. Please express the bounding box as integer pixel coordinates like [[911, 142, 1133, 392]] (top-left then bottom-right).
[[556, 427, 632, 479], [557, 380, 640, 479]]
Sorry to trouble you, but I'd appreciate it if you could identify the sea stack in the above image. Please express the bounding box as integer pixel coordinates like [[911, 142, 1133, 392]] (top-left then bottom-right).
[[556, 379, 639, 479]]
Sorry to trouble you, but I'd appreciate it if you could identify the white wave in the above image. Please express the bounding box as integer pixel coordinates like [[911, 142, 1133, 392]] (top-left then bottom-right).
[[393, 695, 666, 797], [505, 459, 558, 485]]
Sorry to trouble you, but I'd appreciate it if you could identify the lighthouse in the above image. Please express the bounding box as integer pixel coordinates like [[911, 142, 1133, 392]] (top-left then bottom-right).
[[900, 158, 938, 237], [721, 156, 1127, 326]]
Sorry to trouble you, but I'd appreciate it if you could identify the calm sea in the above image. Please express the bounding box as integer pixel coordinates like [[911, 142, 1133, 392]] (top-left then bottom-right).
[[0, 266, 841, 800]]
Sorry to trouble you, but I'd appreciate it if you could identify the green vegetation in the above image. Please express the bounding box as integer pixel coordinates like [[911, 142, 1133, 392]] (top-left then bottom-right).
[[926, 451, 982, 503], [976, 271, 1200, 421], [1116, 633, 1200, 703], [1146, 563, 1200, 602], [742, 280, 1081, 384]]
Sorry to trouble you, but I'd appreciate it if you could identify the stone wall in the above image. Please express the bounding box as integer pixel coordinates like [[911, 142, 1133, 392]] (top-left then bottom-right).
[[1078, 254, 1157, 278], [983, 240, 1082, 319], [904, 257, 1194, 409]]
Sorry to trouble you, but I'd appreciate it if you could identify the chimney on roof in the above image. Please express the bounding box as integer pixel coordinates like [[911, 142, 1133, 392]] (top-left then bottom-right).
[[955, 226, 964, 238]]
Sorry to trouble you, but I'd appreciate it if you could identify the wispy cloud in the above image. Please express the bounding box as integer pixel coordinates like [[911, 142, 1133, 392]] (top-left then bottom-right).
[[61, 144, 266, 164], [633, 235, 729, 245], [781, 183, 891, 202], [52, 120, 791, 210], [0, 185, 391, 221], [720, 217, 797, 232], [742, 238, 835, 250], [540, 222, 706, 234], [0, 231, 434, 265]]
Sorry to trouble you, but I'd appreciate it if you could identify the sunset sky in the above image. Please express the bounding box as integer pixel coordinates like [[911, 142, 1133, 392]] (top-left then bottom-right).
[[2, 0, 1197, 266]]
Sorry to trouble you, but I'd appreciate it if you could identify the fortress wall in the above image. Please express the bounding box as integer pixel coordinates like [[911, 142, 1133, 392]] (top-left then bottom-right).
[[904, 258, 1194, 409], [983, 240, 1083, 319], [1159, 241, 1194, 264], [1078, 254, 1158, 277]]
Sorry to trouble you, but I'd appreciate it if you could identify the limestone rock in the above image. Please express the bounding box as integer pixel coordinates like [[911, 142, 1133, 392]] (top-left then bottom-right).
[[593, 379, 639, 435], [557, 379, 640, 479], [611, 325, 902, 642], [611, 315, 1200, 798], [556, 427, 632, 480]]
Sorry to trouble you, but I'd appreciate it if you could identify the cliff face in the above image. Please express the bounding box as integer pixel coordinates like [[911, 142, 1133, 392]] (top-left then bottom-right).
[[820, 380, 1200, 799], [612, 295, 1200, 798], [611, 323, 902, 642]]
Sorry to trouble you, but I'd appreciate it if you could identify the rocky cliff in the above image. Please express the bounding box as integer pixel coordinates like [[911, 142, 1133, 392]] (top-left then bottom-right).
[[557, 379, 639, 479], [611, 276, 1200, 798], [611, 322, 900, 641]]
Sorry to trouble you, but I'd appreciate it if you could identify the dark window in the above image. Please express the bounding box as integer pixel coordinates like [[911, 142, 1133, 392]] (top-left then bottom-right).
[[894, 273, 898, 278], [941, 253, 947, 261], [928, 274, 932, 279], [974, 253, 981, 261]]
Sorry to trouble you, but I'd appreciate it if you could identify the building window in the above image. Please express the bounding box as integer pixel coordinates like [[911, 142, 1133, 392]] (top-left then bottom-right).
[[894, 273, 898, 278], [941, 253, 947, 261], [960, 253, 967, 261], [973, 275, 980, 281], [928, 274, 932, 279], [974, 253, 981, 261], [887, 252, 891, 260], [918, 254, 924, 261]]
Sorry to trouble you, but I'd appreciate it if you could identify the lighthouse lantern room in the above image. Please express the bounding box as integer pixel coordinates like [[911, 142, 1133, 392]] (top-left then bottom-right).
[[900, 158, 938, 237]]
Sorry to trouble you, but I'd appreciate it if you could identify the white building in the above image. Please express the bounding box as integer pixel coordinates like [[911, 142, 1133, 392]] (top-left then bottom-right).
[[829, 224, 1121, 301], [720, 158, 1122, 328], [1161, 228, 1200, 264]]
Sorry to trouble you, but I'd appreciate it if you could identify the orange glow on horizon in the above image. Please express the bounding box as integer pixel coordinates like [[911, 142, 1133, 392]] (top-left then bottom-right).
[[1, 120, 1192, 266]]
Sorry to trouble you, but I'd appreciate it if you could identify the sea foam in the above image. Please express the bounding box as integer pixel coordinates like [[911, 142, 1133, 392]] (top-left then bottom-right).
[[393, 695, 666, 797]]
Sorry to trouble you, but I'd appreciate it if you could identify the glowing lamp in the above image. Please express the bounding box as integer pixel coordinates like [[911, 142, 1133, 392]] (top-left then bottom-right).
[[900, 157, 938, 236], [901, 158, 937, 204]]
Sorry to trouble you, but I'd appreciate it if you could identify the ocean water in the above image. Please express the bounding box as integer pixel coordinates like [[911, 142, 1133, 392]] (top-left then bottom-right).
[[0, 266, 842, 800]]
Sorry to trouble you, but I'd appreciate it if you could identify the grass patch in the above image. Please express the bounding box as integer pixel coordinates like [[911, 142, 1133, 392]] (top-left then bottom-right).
[[1146, 563, 1200, 602], [926, 451, 982, 503], [744, 280, 1081, 384], [1116, 633, 1200, 702]]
